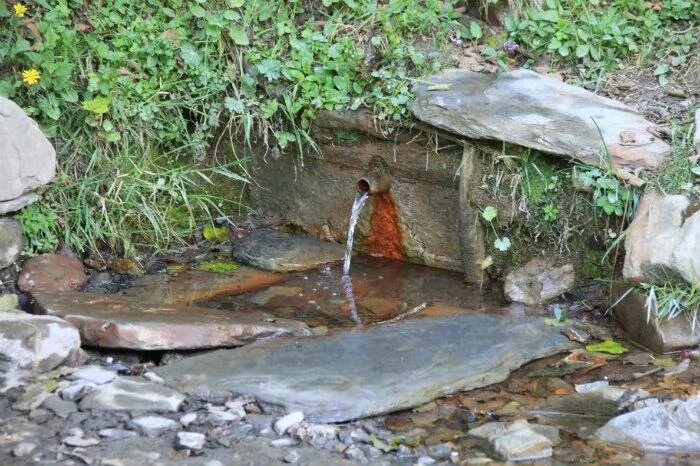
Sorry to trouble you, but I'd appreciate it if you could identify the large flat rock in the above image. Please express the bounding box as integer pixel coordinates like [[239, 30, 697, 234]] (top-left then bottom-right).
[[411, 69, 670, 173], [124, 268, 285, 305], [32, 291, 310, 350], [233, 230, 346, 272], [156, 313, 576, 422]]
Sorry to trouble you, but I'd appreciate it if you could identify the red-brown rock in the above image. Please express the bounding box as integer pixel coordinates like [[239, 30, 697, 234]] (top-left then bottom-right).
[[19, 254, 87, 292], [32, 291, 310, 350], [123, 268, 286, 306]]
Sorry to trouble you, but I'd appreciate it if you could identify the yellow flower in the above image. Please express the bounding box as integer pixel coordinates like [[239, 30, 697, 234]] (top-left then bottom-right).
[[13, 3, 28, 18], [22, 68, 40, 86]]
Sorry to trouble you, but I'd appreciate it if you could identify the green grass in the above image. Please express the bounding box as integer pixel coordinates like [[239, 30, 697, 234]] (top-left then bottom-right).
[[649, 122, 698, 195], [640, 282, 700, 331], [1, 0, 473, 255]]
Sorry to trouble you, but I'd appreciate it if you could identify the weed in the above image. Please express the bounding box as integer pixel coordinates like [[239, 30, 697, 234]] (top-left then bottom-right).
[[640, 282, 700, 331], [649, 122, 698, 194], [505, 0, 699, 84], [14, 202, 59, 255]]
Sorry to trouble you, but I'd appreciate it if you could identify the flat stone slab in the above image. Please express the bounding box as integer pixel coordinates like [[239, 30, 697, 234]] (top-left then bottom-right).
[[32, 291, 310, 350], [411, 69, 670, 173], [157, 313, 576, 422], [79, 377, 184, 412], [233, 230, 346, 272], [124, 268, 285, 306]]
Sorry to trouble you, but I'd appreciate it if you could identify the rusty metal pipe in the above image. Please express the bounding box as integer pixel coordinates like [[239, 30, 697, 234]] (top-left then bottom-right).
[[357, 171, 391, 195]]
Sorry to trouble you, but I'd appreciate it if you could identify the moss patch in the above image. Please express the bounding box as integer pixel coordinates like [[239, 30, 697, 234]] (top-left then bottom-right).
[[195, 260, 241, 273]]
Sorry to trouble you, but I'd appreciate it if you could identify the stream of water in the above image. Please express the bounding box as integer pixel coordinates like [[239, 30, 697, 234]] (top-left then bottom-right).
[[341, 192, 369, 325], [343, 192, 369, 276]]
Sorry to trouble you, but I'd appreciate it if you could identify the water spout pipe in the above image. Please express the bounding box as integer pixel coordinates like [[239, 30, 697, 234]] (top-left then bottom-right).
[[357, 171, 391, 195]]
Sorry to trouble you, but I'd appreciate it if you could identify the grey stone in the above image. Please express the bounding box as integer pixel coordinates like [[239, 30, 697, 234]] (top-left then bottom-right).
[[142, 371, 164, 385], [233, 230, 346, 272], [71, 365, 117, 385], [78, 376, 185, 412], [411, 69, 670, 173], [42, 394, 78, 418], [275, 411, 305, 435], [458, 145, 487, 283], [471, 419, 553, 461], [0, 97, 56, 202], [271, 438, 300, 448], [28, 407, 52, 423], [208, 408, 240, 423], [64, 435, 100, 447], [175, 431, 205, 450], [98, 428, 138, 441], [0, 312, 80, 388], [60, 381, 96, 402], [504, 258, 575, 305], [596, 396, 700, 452], [131, 416, 179, 437], [345, 445, 368, 463], [179, 412, 197, 427], [427, 443, 453, 460], [613, 284, 700, 353], [0, 218, 22, 269], [12, 442, 36, 457], [416, 456, 436, 465], [157, 313, 575, 423], [0, 192, 40, 214], [623, 190, 700, 285]]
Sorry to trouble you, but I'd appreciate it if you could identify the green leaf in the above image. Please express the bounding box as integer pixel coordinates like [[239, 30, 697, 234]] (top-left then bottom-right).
[[180, 44, 201, 66], [275, 131, 296, 149], [228, 26, 249, 45], [482, 206, 497, 222], [82, 96, 111, 114], [494, 237, 511, 252], [228, 0, 244, 6], [653, 63, 670, 76], [190, 5, 207, 18], [470, 21, 483, 40], [585, 340, 629, 354], [575, 44, 589, 58]]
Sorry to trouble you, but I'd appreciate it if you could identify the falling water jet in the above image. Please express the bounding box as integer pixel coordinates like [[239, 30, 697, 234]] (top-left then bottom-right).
[[343, 192, 369, 276]]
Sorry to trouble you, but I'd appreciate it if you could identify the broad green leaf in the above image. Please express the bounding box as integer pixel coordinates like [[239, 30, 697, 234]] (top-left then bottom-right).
[[482, 206, 497, 221], [575, 44, 589, 58], [275, 131, 296, 149], [653, 63, 669, 76], [228, 26, 249, 46], [586, 340, 629, 354], [180, 44, 201, 66], [82, 96, 111, 114], [470, 21, 483, 40], [189, 5, 207, 18]]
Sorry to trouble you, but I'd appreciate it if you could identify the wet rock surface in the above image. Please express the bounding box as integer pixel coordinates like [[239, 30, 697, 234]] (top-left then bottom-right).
[[504, 258, 575, 306], [233, 230, 347, 272], [0, 312, 80, 388], [596, 396, 700, 452], [157, 313, 576, 423], [124, 268, 285, 305], [0, 96, 56, 208], [18, 253, 87, 292], [623, 190, 700, 285], [411, 69, 670, 172], [0, 218, 22, 269], [32, 290, 310, 350]]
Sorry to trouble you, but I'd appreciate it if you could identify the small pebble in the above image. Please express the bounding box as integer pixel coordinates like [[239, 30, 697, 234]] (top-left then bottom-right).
[[143, 371, 165, 385], [13, 442, 36, 457], [274, 411, 304, 435], [98, 428, 137, 441], [176, 432, 206, 450], [417, 456, 436, 465], [284, 450, 300, 464], [180, 412, 197, 427], [271, 438, 299, 448], [64, 436, 100, 447]]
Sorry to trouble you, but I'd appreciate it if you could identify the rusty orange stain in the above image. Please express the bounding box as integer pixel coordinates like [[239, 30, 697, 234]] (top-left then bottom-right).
[[367, 193, 405, 260]]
